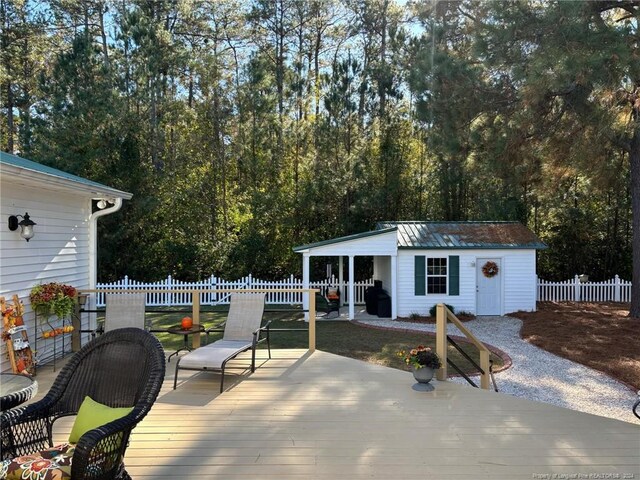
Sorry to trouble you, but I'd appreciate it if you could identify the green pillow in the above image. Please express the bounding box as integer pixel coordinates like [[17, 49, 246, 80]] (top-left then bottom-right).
[[69, 396, 133, 444]]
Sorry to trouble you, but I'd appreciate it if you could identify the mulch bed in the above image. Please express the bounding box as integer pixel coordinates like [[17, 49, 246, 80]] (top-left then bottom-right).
[[509, 302, 640, 390]]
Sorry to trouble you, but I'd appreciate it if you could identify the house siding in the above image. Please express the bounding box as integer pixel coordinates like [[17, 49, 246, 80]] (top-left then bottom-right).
[[396, 249, 536, 317], [0, 181, 91, 370], [373, 256, 391, 292]]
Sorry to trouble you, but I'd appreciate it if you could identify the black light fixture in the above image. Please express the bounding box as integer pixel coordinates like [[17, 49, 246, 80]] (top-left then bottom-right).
[[8, 212, 36, 242]]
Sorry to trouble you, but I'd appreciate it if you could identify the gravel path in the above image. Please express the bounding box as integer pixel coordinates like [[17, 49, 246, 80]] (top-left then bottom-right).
[[356, 316, 640, 424]]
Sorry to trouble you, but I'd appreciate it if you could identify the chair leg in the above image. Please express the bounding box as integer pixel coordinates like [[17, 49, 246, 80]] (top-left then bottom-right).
[[173, 359, 181, 390], [220, 365, 225, 393], [251, 345, 256, 373], [267, 328, 271, 359]]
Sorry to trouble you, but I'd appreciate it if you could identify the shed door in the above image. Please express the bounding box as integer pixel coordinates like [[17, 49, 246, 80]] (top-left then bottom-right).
[[476, 258, 502, 315]]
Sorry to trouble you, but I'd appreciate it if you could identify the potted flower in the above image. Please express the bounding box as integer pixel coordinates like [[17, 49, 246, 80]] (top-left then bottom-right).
[[398, 345, 442, 384], [30, 282, 77, 319]]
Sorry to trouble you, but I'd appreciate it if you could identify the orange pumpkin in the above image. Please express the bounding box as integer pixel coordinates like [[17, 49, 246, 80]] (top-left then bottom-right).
[[181, 316, 193, 330]]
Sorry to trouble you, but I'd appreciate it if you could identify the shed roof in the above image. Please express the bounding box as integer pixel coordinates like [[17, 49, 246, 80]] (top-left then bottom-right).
[[0, 152, 132, 199], [376, 221, 546, 249]]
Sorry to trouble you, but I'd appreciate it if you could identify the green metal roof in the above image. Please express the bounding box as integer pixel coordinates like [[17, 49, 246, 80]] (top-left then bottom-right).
[[292, 227, 397, 252], [376, 221, 547, 249], [0, 152, 132, 199]]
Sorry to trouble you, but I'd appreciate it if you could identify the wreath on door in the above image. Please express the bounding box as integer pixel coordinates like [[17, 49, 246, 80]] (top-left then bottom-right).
[[482, 261, 499, 278]]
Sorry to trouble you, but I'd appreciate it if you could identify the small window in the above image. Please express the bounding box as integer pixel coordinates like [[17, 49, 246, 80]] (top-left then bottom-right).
[[427, 258, 447, 294]]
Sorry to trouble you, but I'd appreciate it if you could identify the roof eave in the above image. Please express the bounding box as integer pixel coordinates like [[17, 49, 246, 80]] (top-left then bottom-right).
[[293, 227, 398, 252], [397, 244, 548, 250], [2, 163, 133, 200]]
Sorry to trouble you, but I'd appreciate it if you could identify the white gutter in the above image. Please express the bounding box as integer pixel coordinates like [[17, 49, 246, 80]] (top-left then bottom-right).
[[87, 198, 123, 331], [89, 198, 123, 291]]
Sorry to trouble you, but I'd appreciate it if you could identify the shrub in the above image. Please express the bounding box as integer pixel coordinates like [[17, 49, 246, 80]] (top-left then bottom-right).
[[429, 303, 454, 317]]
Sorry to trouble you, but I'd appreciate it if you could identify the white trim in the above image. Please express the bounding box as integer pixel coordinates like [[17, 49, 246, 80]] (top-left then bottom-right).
[[302, 254, 310, 320], [348, 256, 355, 320], [1, 163, 132, 199], [391, 255, 397, 319]]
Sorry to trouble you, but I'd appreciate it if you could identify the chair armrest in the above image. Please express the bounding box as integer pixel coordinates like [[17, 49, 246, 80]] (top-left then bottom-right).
[[205, 321, 226, 334], [252, 320, 272, 346], [1, 397, 59, 458]]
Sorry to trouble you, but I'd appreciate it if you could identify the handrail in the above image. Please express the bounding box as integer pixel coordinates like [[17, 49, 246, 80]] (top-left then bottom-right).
[[435, 304, 492, 390], [75, 288, 319, 353]]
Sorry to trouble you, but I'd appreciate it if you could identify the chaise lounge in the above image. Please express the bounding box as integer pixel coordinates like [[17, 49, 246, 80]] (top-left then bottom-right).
[[173, 293, 271, 393]]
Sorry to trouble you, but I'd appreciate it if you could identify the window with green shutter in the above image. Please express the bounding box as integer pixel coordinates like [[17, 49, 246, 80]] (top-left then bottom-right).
[[426, 257, 447, 294], [448, 255, 460, 296], [414, 256, 425, 295]]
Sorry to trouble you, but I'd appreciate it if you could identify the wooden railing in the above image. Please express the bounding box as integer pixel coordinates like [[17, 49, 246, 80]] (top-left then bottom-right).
[[435, 303, 491, 390], [74, 288, 319, 352]]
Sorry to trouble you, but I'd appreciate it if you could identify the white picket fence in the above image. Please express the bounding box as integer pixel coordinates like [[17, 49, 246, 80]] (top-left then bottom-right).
[[537, 275, 631, 302], [95, 275, 374, 307]]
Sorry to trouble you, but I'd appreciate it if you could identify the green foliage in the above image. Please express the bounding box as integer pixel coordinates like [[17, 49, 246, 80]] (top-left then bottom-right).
[[1, 0, 635, 292], [429, 304, 454, 317]]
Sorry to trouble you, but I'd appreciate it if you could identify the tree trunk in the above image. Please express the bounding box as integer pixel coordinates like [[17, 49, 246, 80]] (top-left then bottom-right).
[[629, 122, 640, 318], [6, 79, 13, 153], [98, 2, 110, 69]]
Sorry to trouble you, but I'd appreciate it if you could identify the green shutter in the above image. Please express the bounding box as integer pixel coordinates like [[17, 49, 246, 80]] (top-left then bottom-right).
[[448, 255, 460, 296], [414, 256, 425, 296]]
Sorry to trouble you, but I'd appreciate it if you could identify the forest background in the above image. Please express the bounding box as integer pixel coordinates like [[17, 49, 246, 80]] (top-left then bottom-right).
[[1, 0, 637, 297]]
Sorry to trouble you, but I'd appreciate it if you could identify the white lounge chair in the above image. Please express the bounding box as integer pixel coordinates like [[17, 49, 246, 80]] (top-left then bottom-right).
[[173, 293, 271, 392], [104, 293, 147, 332]]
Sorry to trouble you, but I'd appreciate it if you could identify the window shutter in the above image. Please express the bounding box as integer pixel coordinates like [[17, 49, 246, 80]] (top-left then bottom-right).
[[414, 256, 425, 296], [448, 255, 460, 296]]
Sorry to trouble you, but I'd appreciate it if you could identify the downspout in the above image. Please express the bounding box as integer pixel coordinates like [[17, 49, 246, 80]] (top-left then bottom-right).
[[89, 198, 122, 314]]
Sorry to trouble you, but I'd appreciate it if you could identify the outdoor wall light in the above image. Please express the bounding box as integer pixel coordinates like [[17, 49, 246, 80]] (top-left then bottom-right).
[[8, 212, 36, 242]]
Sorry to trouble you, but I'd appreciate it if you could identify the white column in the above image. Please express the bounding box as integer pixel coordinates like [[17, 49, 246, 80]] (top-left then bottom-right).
[[338, 256, 344, 306], [303, 253, 310, 321], [348, 255, 355, 320], [391, 255, 398, 319]]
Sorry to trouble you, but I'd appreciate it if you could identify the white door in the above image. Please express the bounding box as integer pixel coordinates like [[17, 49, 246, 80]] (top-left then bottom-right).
[[476, 258, 502, 315]]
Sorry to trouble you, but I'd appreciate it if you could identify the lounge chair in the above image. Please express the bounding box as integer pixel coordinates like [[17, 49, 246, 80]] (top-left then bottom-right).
[[0, 328, 165, 479], [173, 293, 271, 392], [104, 293, 147, 331]]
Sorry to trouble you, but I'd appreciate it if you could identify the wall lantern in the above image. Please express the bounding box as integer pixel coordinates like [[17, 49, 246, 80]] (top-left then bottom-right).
[[8, 212, 36, 242]]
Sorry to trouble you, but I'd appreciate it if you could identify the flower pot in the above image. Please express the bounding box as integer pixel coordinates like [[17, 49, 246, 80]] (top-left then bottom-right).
[[412, 366, 434, 384]]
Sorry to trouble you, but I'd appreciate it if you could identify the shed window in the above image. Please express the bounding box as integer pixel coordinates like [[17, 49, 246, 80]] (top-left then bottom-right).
[[427, 258, 447, 294]]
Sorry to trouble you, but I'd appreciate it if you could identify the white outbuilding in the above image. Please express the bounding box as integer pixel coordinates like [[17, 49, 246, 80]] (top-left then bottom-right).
[[294, 221, 546, 319], [0, 152, 132, 369]]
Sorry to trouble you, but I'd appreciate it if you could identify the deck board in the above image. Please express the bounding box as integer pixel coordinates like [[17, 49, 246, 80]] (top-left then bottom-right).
[[29, 348, 640, 479]]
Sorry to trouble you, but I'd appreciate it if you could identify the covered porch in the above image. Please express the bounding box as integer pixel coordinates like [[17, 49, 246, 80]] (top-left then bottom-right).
[[32, 348, 639, 478], [294, 228, 399, 320]]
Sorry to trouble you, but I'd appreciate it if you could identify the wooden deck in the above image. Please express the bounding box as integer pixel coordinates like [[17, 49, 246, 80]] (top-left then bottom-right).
[[29, 349, 640, 479]]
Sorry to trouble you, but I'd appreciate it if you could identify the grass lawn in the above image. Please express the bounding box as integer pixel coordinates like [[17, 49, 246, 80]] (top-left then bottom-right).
[[98, 306, 504, 378], [510, 302, 640, 390]]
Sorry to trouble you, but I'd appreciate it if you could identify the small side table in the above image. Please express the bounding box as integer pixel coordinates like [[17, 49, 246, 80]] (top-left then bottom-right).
[[166, 324, 204, 362], [0, 373, 38, 411]]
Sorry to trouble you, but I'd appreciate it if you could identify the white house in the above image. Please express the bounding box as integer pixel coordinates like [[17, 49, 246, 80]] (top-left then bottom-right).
[[294, 221, 546, 319], [0, 152, 132, 369]]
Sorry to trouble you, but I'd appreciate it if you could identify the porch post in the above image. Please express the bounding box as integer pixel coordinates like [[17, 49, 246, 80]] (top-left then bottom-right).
[[391, 255, 398, 319], [338, 256, 344, 306], [303, 253, 310, 321], [348, 255, 355, 320]]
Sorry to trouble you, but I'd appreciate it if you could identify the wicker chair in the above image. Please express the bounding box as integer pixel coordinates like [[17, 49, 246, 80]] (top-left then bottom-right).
[[0, 328, 165, 479]]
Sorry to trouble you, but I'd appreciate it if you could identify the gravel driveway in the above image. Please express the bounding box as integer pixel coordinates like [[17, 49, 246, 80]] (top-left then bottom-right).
[[356, 316, 640, 424]]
